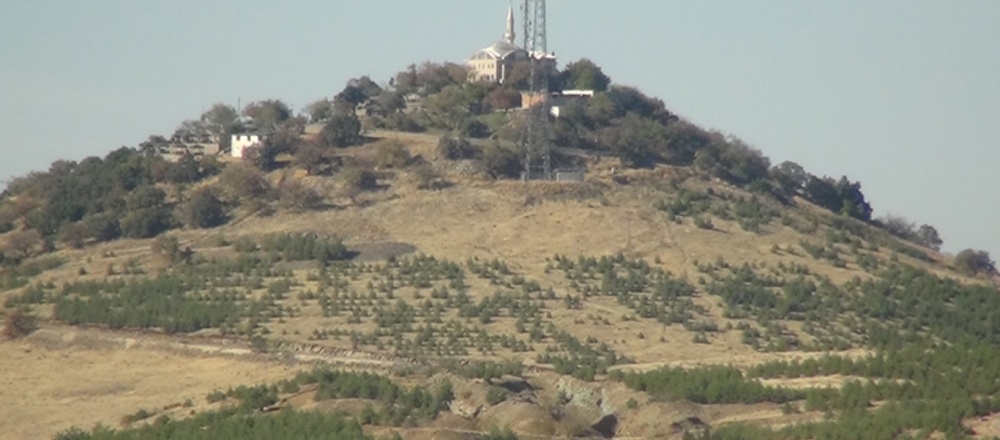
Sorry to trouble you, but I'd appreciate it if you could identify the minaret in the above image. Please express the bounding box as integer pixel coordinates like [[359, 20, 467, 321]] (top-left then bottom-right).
[[504, 5, 516, 44]]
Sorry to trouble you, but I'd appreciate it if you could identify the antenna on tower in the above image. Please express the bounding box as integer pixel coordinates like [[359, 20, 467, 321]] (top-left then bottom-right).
[[521, 0, 551, 181]]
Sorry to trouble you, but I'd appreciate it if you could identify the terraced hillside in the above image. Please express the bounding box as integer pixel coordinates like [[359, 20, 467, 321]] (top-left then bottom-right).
[[2, 128, 999, 439]]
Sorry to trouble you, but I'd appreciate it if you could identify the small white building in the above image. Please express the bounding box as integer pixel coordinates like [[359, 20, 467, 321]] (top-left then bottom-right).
[[231, 133, 266, 158]]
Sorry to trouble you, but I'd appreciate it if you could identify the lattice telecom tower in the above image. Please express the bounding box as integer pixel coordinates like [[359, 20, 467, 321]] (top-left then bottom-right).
[[521, 0, 551, 180]]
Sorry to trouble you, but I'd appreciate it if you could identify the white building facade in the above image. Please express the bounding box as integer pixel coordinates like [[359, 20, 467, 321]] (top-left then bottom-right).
[[230, 133, 265, 158]]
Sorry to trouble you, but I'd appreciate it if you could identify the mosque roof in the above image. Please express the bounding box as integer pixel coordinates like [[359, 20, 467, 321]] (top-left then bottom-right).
[[478, 40, 526, 60]]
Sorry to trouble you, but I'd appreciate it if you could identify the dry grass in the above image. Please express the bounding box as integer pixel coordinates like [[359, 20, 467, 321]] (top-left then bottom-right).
[[0, 327, 303, 440], [0, 129, 978, 438]]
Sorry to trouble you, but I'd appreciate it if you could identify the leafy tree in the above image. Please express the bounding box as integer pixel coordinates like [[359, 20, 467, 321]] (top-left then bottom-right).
[[125, 185, 166, 211], [835, 177, 873, 221], [321, 112, 362, 148], [393, 63, 420, 93], [165, 154, 203, 184], [479, 143, 522, 179], [715, 138, 771, 185], [501, 60, 533, 91], [585, 93, 619, 127], [916, 224, 942, 251], [560, 58, 612, 91], [242, 99, 292, 131], [954, 249, 997, 276], [85, 213, 121, 243], [200, 103, 241, 136], [304, 99, 335, 123], [371, 90, 405, 116], [403, 62, 468, 95], [600, 113, 667, 168], [120, 206, 173, 239], [335, 76, 382, 107], [771, 161, 808, 197], [182, 188, 227, 228], [173, 119, 208, 138], [802, 175, 872, 221], [605, 86, 676, 125], [426, 84, 482, 130]]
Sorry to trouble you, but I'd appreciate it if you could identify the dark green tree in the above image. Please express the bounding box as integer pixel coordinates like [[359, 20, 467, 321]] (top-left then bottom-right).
[[200, 103, 241, 136], [916, 224, 943, 251], [954, 249, 996, 276], [479, 143, 522, 179], [242, 99, 292, 131], [321, 112, 362, 148], [560, 58, 612, 91], [182, 188, 227, 228]]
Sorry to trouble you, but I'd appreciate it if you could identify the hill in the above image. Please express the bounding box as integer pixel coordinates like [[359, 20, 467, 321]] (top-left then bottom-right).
[[2, 61, 1000, 440]]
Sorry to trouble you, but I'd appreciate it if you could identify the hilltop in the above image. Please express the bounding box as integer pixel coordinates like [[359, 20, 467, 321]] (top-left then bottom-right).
[[1, 60, 999, 440]]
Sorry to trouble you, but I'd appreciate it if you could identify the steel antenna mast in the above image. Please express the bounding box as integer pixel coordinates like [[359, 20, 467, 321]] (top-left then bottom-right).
[[521, 0, 551, 181]]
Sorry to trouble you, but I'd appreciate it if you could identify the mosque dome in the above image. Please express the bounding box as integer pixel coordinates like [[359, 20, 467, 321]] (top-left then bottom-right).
[[482, 40, 526, 60]]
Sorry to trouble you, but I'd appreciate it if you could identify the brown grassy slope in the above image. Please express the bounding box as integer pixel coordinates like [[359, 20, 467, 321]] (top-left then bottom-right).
[[0, 130, 980, 439]]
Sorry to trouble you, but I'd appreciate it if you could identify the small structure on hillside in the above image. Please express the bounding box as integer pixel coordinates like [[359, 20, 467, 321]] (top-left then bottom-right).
[[554, 168, 586, 182], [522, 168, 586, 182], [521, 89, 594, 117], [147, 134, 221, 162], [230, 132, 268, 158]]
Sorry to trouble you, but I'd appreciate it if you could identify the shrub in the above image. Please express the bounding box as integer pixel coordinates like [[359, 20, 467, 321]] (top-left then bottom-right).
[[486, 386, 507, 405], [693, 216, 714, 230], [292, 143, 327, 175], [85, 213, 121, 243], [321, 112, 362, 148], [121, 408, 155, 425], [2, 308, 38, 340], [218, 162, 271, 203], [411, 164, 444, 190], [206, 390, 226, 403], [182, 187, 227, 228], [374, 140, 411, 168], [341, 167, 378, 192], [0, 204, 15, 233], [5, 229, 42, 259], [151, 235, 192, 264], [277, 180, 322, 212], [437, 135, 477, 160], [120, 207, 173, 239], [479, 143, 522, 179], [58, 222, 88, 249]]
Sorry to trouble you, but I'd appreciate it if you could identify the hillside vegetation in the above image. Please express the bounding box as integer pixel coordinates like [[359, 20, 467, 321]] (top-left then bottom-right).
[[2, 59, 1000, 440]]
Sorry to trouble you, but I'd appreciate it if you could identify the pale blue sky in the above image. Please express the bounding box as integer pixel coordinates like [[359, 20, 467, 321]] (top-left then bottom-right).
[[1, 1, 998, 257]]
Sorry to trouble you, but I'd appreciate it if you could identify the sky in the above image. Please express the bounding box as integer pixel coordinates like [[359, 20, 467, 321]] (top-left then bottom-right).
[[1, 1, 998, 257]]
